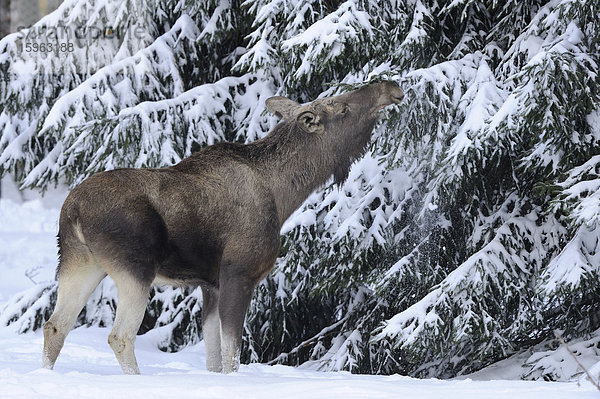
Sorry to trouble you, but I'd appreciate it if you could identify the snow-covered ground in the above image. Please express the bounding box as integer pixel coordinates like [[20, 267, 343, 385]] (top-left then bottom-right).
[[0, 192, 598, 398], [0, 326, 597, 399]]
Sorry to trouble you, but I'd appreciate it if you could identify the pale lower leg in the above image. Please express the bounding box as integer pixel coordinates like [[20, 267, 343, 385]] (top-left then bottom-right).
[[108, 278, 150, 375], [42, 265, 106, 369], [220, 327, 242, 373], [218, 278, 254, 374], [201, 286, 222, 372], [203, 311, 223, 372]]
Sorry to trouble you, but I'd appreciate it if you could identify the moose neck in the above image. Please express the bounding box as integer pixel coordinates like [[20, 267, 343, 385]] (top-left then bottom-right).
[[248, 121, 373, 227]]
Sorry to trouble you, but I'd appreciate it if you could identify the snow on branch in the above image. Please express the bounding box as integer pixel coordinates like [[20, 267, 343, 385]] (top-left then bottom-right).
[[7, 14, 271, 189], [540, 114, 600, 295], [282, 0, 373, 80], [37, 14, 199, 138], [0, 282, 57, 333], [443, 58, 506, 170], [541, 221, 600, 295], [523, 329, 600, 383], [0, 0, 153, 181], [559, 152, 600, 226], [373, 194, 554, 362], [390, 0, 433, 69]]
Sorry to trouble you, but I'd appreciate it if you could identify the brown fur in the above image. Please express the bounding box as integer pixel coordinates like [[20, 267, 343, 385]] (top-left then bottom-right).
[[42, 81, 404, 374]]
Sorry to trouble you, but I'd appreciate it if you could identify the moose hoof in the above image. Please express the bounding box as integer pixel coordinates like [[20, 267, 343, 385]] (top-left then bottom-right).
[[206, 362, 223, 373]]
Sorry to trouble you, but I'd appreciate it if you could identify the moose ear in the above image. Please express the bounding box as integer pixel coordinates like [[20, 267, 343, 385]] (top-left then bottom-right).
[[265, 96, 301, 120], [296, 110, 324, 134]]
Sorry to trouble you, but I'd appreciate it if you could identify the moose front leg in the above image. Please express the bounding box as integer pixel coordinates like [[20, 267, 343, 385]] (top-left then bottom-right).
[[201, 285, 222, 372], [218, 276, 254, 373]]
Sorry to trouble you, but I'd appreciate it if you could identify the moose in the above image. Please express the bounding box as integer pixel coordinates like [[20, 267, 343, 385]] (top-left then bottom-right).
[[41, 81, 404, 374]]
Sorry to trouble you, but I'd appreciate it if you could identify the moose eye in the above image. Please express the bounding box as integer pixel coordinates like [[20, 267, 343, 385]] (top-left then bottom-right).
[[340, 104, 349, 114]]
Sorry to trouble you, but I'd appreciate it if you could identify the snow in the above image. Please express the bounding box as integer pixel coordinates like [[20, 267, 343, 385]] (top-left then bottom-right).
[[281, 0, 373, 79], [0, 190, 597, 397], [541, 222, 600, 293], [446, 58, 506, 166], [0, 198, 60, 304], [0, 328, 597, 399]]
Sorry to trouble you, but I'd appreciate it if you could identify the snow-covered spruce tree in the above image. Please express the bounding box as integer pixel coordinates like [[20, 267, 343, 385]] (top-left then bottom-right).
[[373, 0, 600, 377], [1, 0, 600, 379]]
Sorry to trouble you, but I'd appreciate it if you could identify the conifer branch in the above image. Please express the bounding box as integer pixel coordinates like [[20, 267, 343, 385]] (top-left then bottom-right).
[[554, 330, 600, 391], [266, 317, 348, 366]]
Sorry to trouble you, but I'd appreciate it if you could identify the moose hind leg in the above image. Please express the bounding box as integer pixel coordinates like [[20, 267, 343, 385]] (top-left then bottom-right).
[[201, 285, 222, 372], [108, 272, 151, 375], [43, 262, 106, 370]]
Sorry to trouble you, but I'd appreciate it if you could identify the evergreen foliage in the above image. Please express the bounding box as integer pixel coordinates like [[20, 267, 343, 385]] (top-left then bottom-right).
[[1, 0, 599, 379]]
